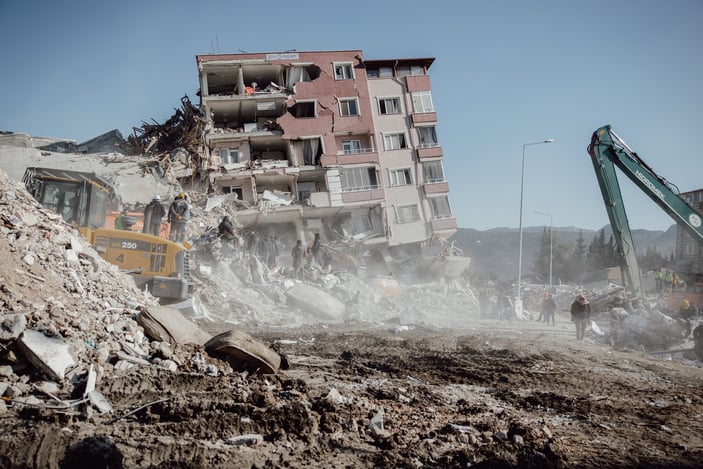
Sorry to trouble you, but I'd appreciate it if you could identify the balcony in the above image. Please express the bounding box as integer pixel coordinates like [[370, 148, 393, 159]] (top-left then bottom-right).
[[341, 186, 385, 203], [411, 112, 437, 125], [423, 181, 449, 195], [431, 216, 457, 232], [321, 148, 379, 166], [417, 145, 443, 159]]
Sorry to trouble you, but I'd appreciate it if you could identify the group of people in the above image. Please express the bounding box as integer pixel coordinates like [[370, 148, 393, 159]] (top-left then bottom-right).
[[655, 269, 683, 292], [113, 193, 191, 243]]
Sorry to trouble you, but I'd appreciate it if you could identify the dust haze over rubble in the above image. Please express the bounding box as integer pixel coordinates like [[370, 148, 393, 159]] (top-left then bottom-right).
[[0, 156, 703, 468]]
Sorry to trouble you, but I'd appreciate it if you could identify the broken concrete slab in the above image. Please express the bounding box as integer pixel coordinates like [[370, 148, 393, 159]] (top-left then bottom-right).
[[137, 306, 211, 346], [205, 329, 281, 374], [285, 284, 345, 321], [17, 330, 76, 381]]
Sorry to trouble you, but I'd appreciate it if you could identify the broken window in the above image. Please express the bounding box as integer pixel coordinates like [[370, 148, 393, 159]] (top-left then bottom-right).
[[411, 91, 434, 113], [285, 64, 321, 88], [340, 167, 378, 192], [219, 148, 240, 165], [223, 186, 244, 200], [289, 101, 316, 118], [302, 138, 322, 165], [422, 161, 445, 183], [388, 168, 412, 186], [342, 140, 362, 155], [417, 126, 438, 147], [339, 98, 360, 117], [383, 133, 407, 150], [395, 204, 421, 224], [378, 97, 401, 115], [429, 196, 452, 219], [334, 63, 354, 80]]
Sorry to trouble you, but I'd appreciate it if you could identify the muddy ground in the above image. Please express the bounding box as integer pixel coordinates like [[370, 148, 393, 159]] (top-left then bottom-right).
[[1, 317, 702, 469]]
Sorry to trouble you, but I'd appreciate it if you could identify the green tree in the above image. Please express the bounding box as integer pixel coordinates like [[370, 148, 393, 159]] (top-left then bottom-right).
[[564, 230, 588, 283], [533, 226, 551, 283]]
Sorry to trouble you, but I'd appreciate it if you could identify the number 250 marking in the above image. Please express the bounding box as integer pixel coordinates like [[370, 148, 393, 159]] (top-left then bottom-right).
[[121, 241, 138, 250]]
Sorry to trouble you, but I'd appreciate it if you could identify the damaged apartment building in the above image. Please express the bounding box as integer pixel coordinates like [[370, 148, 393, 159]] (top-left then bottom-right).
[[196, 49, 456, 262]]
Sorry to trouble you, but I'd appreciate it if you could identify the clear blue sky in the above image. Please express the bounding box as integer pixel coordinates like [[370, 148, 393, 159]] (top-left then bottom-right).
[[1, 0, 701, 232]]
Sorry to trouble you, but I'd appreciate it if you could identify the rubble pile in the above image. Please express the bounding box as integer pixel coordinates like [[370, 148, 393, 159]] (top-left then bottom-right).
[[0, 168, 231, 416]]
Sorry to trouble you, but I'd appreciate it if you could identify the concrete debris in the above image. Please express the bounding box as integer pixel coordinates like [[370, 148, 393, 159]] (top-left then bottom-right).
[[17, 330, 75, 381], [136, 306, 211, 346], [285, 284, 346, 321], [205, 329, 281, 374]]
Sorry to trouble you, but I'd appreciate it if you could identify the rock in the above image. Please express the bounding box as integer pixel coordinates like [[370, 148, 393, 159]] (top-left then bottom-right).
[[17, 329, 76, 381], [0, 314, 27, 340], [0, 365, 13, 377], [285, 284, 345, 320], [227, 434, 263, 446], [137, 306, 211, 346]]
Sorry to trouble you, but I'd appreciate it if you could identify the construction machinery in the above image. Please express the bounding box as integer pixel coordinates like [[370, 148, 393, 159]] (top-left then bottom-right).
[[22, 167, 193, 302], [586, 125, 703, 305]]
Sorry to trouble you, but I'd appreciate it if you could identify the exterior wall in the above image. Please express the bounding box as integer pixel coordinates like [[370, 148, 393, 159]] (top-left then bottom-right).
[[196, 50, 455, 248]]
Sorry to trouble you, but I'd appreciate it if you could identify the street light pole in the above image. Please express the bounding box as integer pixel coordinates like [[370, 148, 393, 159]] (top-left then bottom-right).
[[534, 210, 553, 289], [516, 139, 554, 315]]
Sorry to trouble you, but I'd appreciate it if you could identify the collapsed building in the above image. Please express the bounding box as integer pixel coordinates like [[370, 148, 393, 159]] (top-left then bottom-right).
[[191, 50, 457, 270]]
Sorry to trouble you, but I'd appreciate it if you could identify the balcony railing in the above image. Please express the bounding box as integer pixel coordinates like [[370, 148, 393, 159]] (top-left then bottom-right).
[[341, 184, 380, 193], [417, 143, 440, 149], [337, 147, 376, 156]]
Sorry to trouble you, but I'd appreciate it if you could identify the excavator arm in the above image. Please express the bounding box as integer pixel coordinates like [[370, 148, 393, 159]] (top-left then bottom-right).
[[587, 125, 703, 297]]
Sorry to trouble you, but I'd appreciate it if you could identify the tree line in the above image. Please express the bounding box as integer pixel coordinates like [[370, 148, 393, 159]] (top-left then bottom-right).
[[532, 227, 671, 285]]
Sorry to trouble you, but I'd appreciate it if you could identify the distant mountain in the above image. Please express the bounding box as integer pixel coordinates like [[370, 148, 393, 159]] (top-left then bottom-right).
[[450, 225, 676, 282]]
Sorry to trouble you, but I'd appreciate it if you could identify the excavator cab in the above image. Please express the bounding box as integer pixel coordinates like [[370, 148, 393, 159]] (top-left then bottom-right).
[[22, 167, 193, 302]]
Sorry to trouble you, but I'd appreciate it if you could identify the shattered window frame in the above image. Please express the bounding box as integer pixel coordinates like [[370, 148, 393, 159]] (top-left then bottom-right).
[[411, 91, 434, 113], [395, 204, 421, 224], [429, 196, 453, 219], [378, 97, 402, 115], [339, 98, 360, 117], [334, 62, 355, 80], [383, 132, 407, 151], [388, 168, 412, 187], [422, 161, 445, 183]]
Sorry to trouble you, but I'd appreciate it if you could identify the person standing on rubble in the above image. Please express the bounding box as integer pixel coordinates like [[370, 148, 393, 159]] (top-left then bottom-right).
[[143, 195, 166, 236], [311, 233, 322, 265], [570, 293, 591, 340], [218, 215, 238, 246], [541, 292, 557, 325], [168, 193, 190, 242], [291, 239, 305, 280]]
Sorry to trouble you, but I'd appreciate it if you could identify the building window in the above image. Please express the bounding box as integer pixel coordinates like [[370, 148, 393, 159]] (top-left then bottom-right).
[[342, 140, 362, 155], [223, 186, 244, 200], [290, 100, 316, 118], [334, 63, 354, 80], [383, 133, 407, 150], [388, 168, 412, 186], [411, 91, 434, 113], [417, 126, 438, 147], [422, 161, 445, 183], [218, 148, 240, 164], [395, 204, 420, 224], [378, 97, 401, 115], [339, 98, 360, 116], [429, 196, 453, 219], [397, 65, 425, 76], [367, 66, 393, 78], [340, 167, 378, 192], [302, 138, 322, 165]]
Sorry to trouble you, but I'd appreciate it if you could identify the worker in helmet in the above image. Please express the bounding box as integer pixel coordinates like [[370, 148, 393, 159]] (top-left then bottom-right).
[[143, 195, 166, 236], [168, 193, 190, 242], [678, 299, 698, 321]]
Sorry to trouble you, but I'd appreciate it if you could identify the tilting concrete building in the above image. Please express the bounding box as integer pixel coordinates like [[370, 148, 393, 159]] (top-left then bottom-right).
[[196, 49, 456, 259]]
